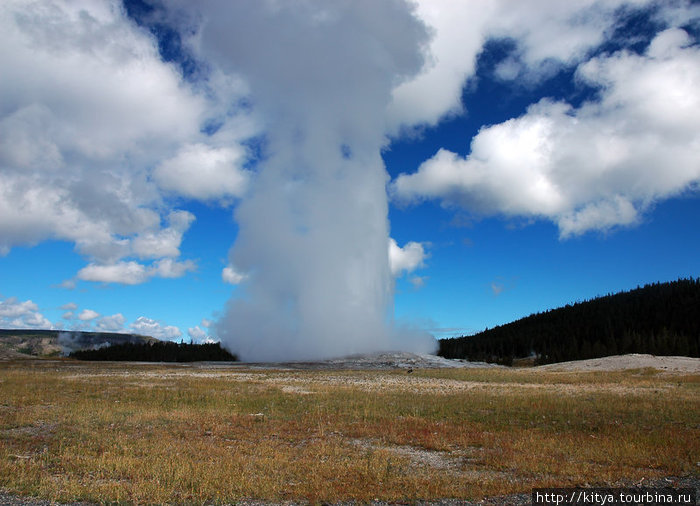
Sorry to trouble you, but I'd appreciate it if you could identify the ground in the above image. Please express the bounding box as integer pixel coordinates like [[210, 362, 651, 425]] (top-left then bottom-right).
[[0, 353, 697, 504]]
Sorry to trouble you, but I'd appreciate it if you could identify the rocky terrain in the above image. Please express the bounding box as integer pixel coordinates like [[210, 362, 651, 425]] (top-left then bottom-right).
[[236, 351, 699, 373], [242, 351, 499, 370], [0, 329, 156, 359]]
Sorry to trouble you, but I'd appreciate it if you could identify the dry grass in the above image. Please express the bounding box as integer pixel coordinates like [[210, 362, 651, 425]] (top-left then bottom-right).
[[0, 359, 697, 504]]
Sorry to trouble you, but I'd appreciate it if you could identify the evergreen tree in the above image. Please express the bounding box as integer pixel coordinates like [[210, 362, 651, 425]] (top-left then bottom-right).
[[438, 278, 700, 365], [70, 341, 238, 362]]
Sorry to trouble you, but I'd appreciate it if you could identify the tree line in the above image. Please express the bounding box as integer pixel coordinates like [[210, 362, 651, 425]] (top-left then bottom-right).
[[70, 341, 238, 362], [438, 278, 700, 365]]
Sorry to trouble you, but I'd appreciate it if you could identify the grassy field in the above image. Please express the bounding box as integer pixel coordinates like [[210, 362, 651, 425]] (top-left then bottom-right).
[[0, 359, 697, 504]]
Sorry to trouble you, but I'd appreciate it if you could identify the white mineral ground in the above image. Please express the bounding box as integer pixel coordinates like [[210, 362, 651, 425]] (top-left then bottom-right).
[[239, 351, 699, 373], [535, 353, 700, 373]]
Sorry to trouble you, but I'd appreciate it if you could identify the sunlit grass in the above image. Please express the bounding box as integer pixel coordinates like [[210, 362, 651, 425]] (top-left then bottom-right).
[[0, 360, 697, 503]]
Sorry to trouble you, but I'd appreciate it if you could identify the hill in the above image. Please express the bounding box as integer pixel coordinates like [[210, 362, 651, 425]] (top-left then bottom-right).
[[438, 278, 700, 365], [0, 329, 157, 359], [70, 340, 238, 362]]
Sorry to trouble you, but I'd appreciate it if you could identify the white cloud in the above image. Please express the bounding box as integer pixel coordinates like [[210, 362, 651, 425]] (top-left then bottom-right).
[[222, 266, 246, 285], [152, 258, 197, 279], [558, 196, 639, 237], [392, 28, 700, 237], [0, 296, 51, 329], [78, 309, 99, 321], [387, 0, 644, 131], [0, 1, 199, 248], [60, 302, 77, 311], [201, 318, 212, 328], [154, 143, 250, 202], [21, 312, 52, 329], [0, 300, 176, 338], [130, 316, 181, 341], [484, 0, 623, 76], [75, 257, 196, 285], [187, 325, 208, 343], [0, 0, 253, 279], [96, 313, 125, 332], [0, 297, 38, 317], [131, 211, 195, 260], [77, 261, 149, 285], [386, 0, 493, 130], [388, 238, 427, 277]]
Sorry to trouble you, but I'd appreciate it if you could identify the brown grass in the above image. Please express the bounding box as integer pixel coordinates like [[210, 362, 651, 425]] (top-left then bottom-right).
[[0, 359, 697, 504]]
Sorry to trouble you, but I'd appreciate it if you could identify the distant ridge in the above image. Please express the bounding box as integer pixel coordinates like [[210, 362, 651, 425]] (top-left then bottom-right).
[[438, 278, 700, 365], [70, 340, 238, 362], [0, 328, 157, 359]]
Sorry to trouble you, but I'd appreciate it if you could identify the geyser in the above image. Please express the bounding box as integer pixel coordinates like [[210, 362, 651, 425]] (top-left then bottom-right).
[[194, 0, 436, 360]]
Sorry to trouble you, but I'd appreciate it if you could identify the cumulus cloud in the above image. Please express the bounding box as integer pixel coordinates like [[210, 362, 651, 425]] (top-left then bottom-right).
[[187, 325, 208, 343], [78, 309, 99, 321], [386, 0, 493, 129], [130, 316, 181, 341], [131, 211, 195, 260], [483, 0, 625, 79], [0, 0, 253, 279], [60, 302, 78, 311], [387, 0, 644, 131], [76, 258, 195, 285], [96, 313, 126, 332], [392, 27, 700, 237], [77, 261, 149, 285], [21, 312, 52, 329], [152, 258, 197, 279], [388, 238, 427, 277], [154, 143, 250, 202], [0, 295, 181, 338], [0, 2, 192, 246], [0, 297, 39, 318], [0, 296, 51, 329]]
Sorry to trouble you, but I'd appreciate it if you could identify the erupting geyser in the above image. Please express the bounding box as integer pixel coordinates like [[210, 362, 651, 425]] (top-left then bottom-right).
[[189, 1, 436, 360]]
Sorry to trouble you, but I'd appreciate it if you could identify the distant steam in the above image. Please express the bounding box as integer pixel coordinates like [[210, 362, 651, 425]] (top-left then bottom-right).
[[58, 331, 81, 356], [191, 1, 436, 360], [57, 331, 110, 356]]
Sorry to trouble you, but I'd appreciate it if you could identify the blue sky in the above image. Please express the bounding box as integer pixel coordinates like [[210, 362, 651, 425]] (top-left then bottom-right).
[[1, 1, 699, 357]]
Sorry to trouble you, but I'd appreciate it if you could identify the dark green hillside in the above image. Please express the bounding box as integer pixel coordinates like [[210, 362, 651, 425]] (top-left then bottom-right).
[[438, 278, 700, 365], [70, 340, 237, 362]]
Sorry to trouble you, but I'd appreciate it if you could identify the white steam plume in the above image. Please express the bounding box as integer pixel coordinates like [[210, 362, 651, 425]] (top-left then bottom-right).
[[186, 1, 437, 360]]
